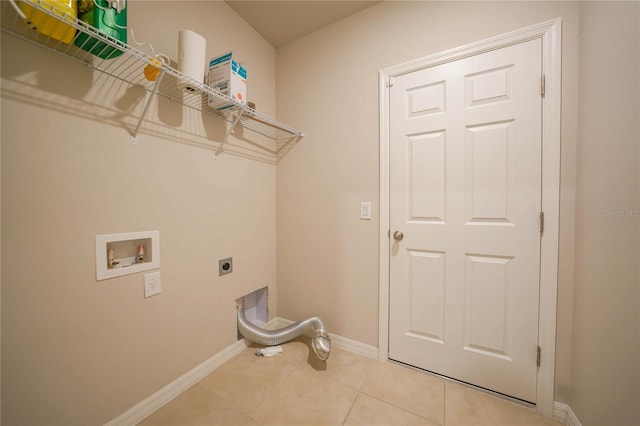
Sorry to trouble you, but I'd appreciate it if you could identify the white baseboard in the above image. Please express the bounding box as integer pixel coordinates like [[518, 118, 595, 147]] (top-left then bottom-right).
[[268, 317, 293, 330], [553, 401, 568, 422], [566, 405, 582, 426], [273, 317, 379, 359], [330, 332, 379, 359], [105, 317, 377, 425], [553, 402, 583, 426], [108, 315, 583, 426], [104, 339, 249, 426], [105, 317, 287, 425]]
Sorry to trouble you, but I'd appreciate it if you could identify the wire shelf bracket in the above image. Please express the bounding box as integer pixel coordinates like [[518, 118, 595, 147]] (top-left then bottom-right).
[[214, 109, 244, 159], [1, 0, 304, 156], [131, 68, 165, 145]]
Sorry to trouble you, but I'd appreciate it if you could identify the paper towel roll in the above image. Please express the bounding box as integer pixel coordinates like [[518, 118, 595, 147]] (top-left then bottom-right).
[[178, 30, 206, 92]]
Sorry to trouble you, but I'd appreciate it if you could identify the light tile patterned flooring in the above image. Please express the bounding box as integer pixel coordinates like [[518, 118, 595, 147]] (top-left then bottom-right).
[[139, 338, 564, 426]]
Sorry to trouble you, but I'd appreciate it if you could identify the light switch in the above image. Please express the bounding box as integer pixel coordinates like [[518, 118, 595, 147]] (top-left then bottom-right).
[[360, 202, 372, 220]]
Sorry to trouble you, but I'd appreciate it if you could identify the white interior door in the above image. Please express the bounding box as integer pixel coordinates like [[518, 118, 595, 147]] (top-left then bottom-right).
[[388, 39, 542, 403]]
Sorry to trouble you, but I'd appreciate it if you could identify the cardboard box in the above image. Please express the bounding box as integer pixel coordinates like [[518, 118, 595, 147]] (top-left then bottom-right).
[[208, 52, 247, 110]]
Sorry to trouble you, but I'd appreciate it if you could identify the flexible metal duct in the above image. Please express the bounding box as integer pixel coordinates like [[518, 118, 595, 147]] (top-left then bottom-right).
[[236, 299, 331, 361]]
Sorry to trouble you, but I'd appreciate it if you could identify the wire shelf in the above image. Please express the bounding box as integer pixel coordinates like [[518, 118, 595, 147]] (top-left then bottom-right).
[[1, 0, 304, 144]]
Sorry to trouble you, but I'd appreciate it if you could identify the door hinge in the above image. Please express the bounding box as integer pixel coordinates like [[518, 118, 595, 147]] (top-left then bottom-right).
[[537, 345, 541, 367], [539, 211, 545, 236], [540, 74, 546, 98], [386, 77, 395, 88]]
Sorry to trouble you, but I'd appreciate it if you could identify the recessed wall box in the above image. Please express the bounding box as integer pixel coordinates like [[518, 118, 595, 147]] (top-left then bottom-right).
[[95, 230, 160, 280], [238, 286, 268, 340], [219, 257, 233, 276]]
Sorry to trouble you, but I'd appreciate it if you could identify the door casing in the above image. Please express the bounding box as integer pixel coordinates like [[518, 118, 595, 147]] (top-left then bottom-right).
[[378, 18, 562, 417]]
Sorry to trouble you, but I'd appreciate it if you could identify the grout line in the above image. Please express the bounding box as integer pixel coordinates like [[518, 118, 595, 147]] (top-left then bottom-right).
[[443, 380, 448, 426], [357, 386, 444, 425], [244, 346, 299, 416], [142, 336, 558, 426], [340, 389, 360, 426]]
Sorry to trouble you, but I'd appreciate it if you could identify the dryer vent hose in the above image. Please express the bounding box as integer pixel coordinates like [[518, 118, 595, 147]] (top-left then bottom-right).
[[236, 299, 331, 361]]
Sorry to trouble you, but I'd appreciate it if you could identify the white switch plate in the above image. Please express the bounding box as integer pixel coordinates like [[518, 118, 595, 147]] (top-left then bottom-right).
[[144, 271, 161, 298], [360, 202, 372, 220]]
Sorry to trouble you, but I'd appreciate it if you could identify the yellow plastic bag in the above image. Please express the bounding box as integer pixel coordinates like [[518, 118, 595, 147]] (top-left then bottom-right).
[[19, 0, 77, 44]]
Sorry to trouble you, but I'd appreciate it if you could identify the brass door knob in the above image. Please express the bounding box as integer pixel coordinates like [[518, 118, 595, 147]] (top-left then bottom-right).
[[393, 230, 404, 241]]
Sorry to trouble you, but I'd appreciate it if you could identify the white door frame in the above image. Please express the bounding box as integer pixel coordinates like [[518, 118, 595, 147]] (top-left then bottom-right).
[[378, 18, 561, 417]]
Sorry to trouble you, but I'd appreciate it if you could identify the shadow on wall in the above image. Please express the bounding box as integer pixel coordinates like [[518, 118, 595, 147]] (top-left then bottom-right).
[[1, 36, 283, 165]]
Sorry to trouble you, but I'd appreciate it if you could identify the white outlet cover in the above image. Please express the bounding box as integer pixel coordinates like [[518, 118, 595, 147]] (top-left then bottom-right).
[[144, 271, 161, 298]]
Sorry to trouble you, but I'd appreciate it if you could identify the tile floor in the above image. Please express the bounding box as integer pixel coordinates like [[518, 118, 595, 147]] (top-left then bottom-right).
[[139, 338, 565, 426]]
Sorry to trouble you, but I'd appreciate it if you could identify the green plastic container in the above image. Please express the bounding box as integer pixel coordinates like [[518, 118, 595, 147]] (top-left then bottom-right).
[[75, 0, 127, 59]]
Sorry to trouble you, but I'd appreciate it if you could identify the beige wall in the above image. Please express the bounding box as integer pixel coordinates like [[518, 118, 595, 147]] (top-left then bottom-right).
[[2, 1, 639, 424], [1, 2, 278, 425], [571, 2, 640, 425], [276, 0, 579, 403]]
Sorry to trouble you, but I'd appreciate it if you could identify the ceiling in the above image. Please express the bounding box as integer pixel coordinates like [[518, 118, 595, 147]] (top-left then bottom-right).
[[225, 1, 381, 48]]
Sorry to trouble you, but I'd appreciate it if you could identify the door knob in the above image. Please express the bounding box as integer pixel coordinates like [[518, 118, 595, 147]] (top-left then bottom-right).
[[393, 230, 404, 241]]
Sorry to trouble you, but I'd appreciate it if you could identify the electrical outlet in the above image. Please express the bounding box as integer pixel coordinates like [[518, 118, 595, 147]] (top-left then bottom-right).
[[144, 271, 161, 298]]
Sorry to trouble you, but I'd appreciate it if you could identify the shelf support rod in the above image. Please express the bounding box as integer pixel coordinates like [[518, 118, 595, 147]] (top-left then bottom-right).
[[214, 108, 245, 158], [131, 69, 166, 145]]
